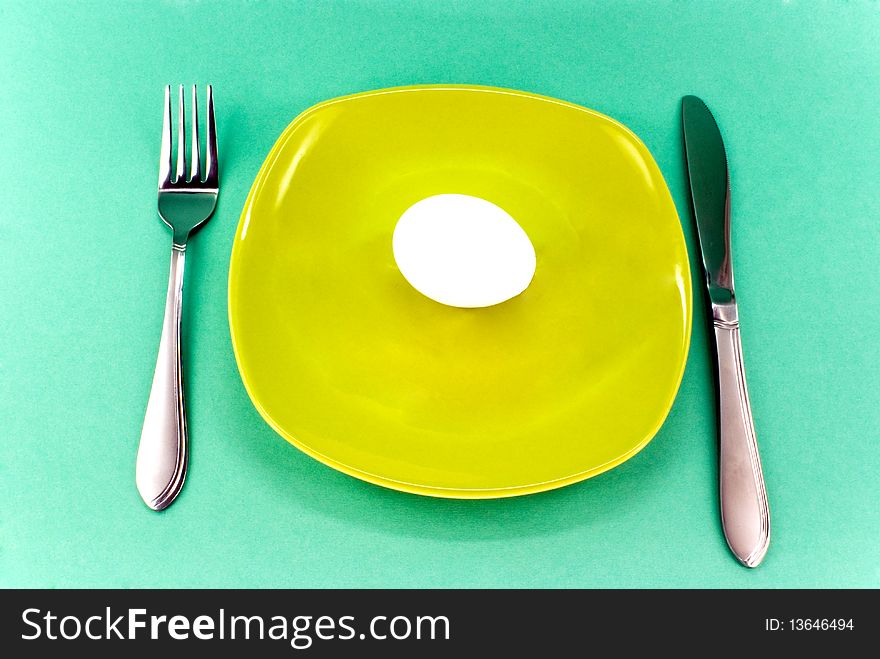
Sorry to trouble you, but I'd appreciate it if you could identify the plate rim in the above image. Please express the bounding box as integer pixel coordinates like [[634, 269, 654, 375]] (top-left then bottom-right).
[[228, 83, 693, 499]]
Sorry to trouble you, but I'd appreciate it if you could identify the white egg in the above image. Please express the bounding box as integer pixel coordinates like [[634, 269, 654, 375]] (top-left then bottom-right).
[[392, 194, 537, 308]]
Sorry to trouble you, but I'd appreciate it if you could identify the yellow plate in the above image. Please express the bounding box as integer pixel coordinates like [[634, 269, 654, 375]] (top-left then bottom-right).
[[229, 85, 691, 498]]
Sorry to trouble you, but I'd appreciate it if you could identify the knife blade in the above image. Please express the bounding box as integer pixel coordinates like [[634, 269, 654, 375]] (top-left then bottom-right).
[[682, 95, 770, 568]]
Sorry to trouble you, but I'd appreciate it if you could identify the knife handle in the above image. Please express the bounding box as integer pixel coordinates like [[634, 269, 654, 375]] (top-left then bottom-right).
[[713, 305, 770, 567]]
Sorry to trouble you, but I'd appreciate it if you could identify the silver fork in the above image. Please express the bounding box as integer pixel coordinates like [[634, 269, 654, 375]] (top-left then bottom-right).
[[136, 85, 219, 511]]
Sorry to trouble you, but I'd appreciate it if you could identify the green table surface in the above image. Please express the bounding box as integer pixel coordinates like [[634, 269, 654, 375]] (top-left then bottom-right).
[[2, 0, 878, 589]]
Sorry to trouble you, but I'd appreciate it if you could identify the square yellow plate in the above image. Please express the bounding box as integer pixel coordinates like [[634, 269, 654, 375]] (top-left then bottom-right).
[[229, 85, 691, 498]]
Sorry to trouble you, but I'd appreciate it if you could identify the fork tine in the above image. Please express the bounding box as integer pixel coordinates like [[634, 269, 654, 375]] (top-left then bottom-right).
[[204, 84, 218, 186], [190, 85, 201, 183], [158, 85, 172, 187], [175, 84, 186, 183]]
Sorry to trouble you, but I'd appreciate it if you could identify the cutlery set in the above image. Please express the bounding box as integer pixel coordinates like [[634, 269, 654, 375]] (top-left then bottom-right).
[[135, 84, 769, 566]]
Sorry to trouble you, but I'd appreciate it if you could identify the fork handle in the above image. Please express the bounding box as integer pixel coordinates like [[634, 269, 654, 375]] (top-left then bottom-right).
[[714, 308, 770, 567], [137, 243, 188, 510]]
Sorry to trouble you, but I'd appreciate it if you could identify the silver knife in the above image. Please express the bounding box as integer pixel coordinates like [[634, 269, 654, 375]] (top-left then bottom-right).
[[682, 95, 770, 567]]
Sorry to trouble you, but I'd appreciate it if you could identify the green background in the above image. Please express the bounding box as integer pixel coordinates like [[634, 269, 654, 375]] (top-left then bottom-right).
[[2, 0, 878, 588]]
